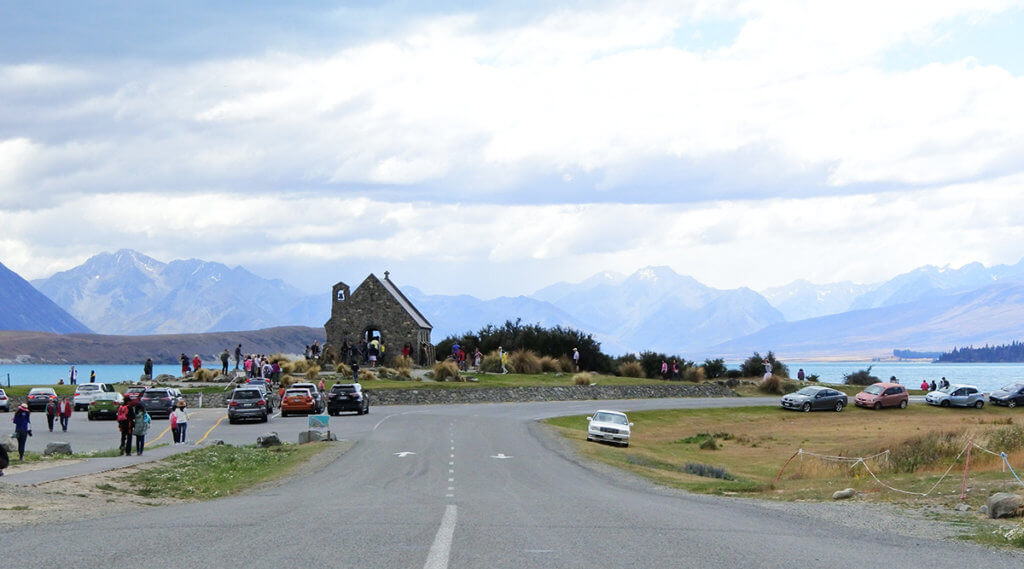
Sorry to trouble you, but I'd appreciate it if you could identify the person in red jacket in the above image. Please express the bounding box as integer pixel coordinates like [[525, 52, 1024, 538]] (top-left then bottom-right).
[[192, 354, 202, 373], [58, 397, 73, 432]]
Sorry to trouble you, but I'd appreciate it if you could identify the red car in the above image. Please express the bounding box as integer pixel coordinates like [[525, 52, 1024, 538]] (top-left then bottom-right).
[[280, 388, 317, 417], [854, 382, 909, 409], [123, 386, 147, 404]]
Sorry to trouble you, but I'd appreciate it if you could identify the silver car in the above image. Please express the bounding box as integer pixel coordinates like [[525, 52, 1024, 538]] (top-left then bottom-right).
[[780, 386, 847, 412], [925, 384, 985, 408], [586, 410, 633, 447]]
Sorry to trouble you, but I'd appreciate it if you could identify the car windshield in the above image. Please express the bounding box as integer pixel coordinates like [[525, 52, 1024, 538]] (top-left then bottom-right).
[[29, 389, 55, 395], [593, 412, 627, 425], [79, 385, 99, 391], [286, 390, 310, 397], [795, 387, 820, 396], [863, 385, 883, 395], [332, 386, 356, 393], [999, 383, 1024, 392], [142, 391, 169, 398], [95, 393, 120, 401], [233, 390, 260, 400]]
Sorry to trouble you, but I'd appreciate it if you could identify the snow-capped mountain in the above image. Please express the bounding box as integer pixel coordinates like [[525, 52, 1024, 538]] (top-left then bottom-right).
[[759, 279, 874, 321], [32, 250, 314, 334]]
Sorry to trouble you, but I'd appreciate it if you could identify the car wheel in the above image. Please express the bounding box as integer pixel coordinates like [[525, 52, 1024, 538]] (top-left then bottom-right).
[[1009, 400, 1017, 409], [974, 400, 984, 409], [281, 411, 288, 417], [834, 401, 844, 412], [899, 399, 908, 409], [262, 412, 269, 423], [87, 413, 94, 421], [586, 435, 593, 441], [941, 400, 950, 407], [228, 418, 237, 424], [802, 402, 811, 412], [365, 404, 370, 415], [873, 402, 881, 410], [621, 442, 629, 447]]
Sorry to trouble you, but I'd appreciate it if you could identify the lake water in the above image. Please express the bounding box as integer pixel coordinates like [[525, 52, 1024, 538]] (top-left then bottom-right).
[[2, 361, 1023, 393], [775, 362, 1024, 393], [0, 363, 196, 387]]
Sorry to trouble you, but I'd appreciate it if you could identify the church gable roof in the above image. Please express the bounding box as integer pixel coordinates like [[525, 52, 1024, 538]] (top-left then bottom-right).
[[359, 273, 432, 330]]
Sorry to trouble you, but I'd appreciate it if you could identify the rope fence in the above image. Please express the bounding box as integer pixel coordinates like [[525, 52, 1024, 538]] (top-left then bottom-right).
[[775, 440, 1024, 498]]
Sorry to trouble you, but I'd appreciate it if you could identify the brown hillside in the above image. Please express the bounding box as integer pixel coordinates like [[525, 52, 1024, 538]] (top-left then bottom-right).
[[0, 326, 326, 364]]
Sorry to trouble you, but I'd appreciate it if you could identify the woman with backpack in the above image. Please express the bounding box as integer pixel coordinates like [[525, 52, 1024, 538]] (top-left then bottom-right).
[[117, 400, 134, 455], [133, 406, 151, 455]]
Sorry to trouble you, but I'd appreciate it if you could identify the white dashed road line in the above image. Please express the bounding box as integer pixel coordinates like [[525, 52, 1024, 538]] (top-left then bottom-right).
[[424, 504, 457, 569]]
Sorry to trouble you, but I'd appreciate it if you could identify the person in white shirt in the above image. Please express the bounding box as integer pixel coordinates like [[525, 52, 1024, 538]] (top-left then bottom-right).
[[171, 402, 190, 444]]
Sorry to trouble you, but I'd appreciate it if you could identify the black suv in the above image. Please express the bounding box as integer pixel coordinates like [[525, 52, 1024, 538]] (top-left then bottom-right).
[[227, 387, 270, 423], [327, 383, 370, 415], [140, 388, 177, 419]]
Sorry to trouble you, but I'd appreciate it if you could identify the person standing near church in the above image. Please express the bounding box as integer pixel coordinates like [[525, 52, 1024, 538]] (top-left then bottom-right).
[[69, 365, 78, 385], [234, 344, 243, 370], [220, 348, 230, 374], [572, 348, 580, 371]]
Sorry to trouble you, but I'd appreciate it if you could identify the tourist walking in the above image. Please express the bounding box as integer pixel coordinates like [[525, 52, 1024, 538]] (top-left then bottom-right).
[[473, 348, 482, 371], [69, 365, 78, 385], [59, 397, 72, 432], [144, 358, 153, 379], [45, 398, 58, 432], [220, 349, 230, 374], [170, 407, 180, 444], [499, 346, 508, 374], [117, 400, 135, 455], [573, 348, 580, 371], [234, 344, 243, 370], [172, 401, 189, 444], [12, 404, 31, 461], [133, 406, 151, 455]]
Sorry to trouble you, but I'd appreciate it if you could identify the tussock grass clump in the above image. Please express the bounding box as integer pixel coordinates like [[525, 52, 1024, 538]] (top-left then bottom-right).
[[758, 375, 784, 394], [279, 375, 298, 388], [334, 362, 352, 379], [683, 367, 705, 383], [433, 360, 461, 382], [618, 361, 645, 378], [985, 424, 1024, 453], [573, 372, 594, 386], [480, 352, 502, 373], [886, 430, 968, 473], [509, 349, 543, 374], [558, 355, 575, 373], [540, 356, 561, 373], [699, 437, 719, 450], [305, 364, 321, 381], [193, 368, 218, 382], [393, 355, 413, 373], [359, 370, 379, 382]]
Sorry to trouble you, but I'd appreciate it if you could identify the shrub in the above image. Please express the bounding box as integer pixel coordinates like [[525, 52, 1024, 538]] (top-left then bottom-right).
[[540, 356, 560, 373], [558, 355, 575, 373], [433, 360, 461, 381], [806, 374, 820, 382], [360, 370, 379, 382], [702, 358, 727, 379], [886, 430, 967, 473], [618, 361, 645, 378], [758, 375, 784, 394], [509, 349, 543, 374], [280, 375, 298, 388], [725, 369, 742, 379], [573, 372, 594, 385], [683, 367, 705, 383], [393, 355, 413, 373], [320, 345, 337, 364], [843, 366, 879, 386], [334, 362, 352, 379], [699, 437, 719, 450], [305, 364, 321, 381], [683, 463, 734, 480], [740, 351, 789, 378]]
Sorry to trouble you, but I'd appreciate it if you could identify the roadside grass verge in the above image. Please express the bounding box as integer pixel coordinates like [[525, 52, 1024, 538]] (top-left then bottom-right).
[[545, 405, 1024, 502], [16, 447, 124, 463], [364, 372, 670, 390], [118, 443, 326, 500]]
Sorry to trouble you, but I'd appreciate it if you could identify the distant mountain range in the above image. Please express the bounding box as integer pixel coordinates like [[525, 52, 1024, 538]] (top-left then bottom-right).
[[0, 260, 91, 334], [8, 248, 1024, 359]]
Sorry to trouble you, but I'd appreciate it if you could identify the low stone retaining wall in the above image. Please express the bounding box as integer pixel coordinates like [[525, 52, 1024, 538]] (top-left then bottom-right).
[[363, 382, 736, 406], [6, 382, 736, 410]]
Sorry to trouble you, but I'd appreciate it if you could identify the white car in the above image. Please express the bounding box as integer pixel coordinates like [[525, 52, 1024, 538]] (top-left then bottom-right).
[[586, 410, 633, 447], [72, 383, 117, 410], [0, 388, 9, 412]]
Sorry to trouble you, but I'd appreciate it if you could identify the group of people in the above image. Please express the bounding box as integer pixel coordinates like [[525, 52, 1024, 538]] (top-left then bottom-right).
[[450, 343, 485, 372], [5, 397, 75, 470], [340, 337, 385, 368], [179, 353, 203, 375], [920, 377, 951, 392], [659, 359, 682, 380], [244, 354, 281, 381], [45, 397, 73, 432]]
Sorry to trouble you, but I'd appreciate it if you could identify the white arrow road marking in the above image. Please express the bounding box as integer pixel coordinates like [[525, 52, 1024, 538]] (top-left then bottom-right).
[[394, 451, 416, 457], [491, 453, 513, 459]]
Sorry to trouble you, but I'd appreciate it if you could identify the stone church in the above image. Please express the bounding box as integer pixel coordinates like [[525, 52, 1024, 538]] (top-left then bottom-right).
[[324, 272, 433, 366]]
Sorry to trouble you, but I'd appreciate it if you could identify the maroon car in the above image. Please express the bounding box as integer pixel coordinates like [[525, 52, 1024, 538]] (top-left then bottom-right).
[[123, 386, 147, 404]]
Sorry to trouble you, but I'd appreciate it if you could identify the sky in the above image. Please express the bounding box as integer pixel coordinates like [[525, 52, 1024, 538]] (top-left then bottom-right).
[[2, 0, 1024, 298]]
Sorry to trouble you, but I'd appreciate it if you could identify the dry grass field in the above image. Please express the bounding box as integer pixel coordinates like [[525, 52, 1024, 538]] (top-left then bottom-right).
[[546, 404, 1024, 506]]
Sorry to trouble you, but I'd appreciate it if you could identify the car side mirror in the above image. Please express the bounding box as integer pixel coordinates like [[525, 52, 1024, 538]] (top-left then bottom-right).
[[586, 416, 593, 421], [628, 422, 634, 427]]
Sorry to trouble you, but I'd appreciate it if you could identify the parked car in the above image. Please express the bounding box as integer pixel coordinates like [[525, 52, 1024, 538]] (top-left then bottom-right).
[[989, 382, 1024, 408], [780, 386, 847, 412], [925, 384, 985, 408], [140, 388, 178, 418], [26, 387, 59, 412], [0, 388, 9, 412], [327, 383, 370, 415], [227, 387, 270, 424], [586, 410, 633, 446], [72, 383, 117, 411], [123, 385, 147, 404], [854, 382, 909, 410], [87, 391, 124, 420], [290, 382, 325, 413], [245, 379, 274, 412], [281, 388, 317, 416]]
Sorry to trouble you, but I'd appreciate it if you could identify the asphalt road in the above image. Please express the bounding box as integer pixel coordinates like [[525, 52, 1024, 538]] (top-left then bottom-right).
[[3, 397, 1023, 568]]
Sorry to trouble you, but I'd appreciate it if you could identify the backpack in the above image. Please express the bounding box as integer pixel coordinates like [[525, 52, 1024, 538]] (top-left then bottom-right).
[[117, 405, 129, 421]]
